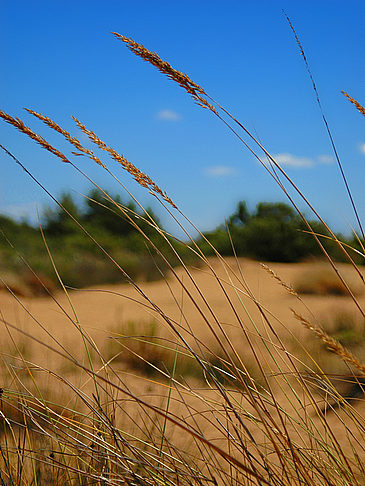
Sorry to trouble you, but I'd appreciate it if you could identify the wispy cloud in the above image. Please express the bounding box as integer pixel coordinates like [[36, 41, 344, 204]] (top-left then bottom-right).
[[0, 202, 38, 222], [359, 142, 365, 155], [317, 154, 334, 164], [156, 109, 181, 121], [274, 153, 313, 168], [204, 165, 236, 177]]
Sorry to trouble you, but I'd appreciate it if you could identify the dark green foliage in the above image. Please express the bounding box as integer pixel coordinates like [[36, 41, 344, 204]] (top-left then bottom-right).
[[83, 189, 137, 237], [0, 189, 186, 290], [199, 200, 350, 263], [236, 202, 322, 262], [198, 227, 234, 257], [347, 234, 365, 263], [42, 192, 81, 236], [228, 200, 250, 226], [1, 195, 360, 293], [0, 215, 43, 270], [0, 214, 39, 247]]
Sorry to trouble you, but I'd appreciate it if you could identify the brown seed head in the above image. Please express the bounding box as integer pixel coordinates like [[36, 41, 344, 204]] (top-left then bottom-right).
[[0, 109, 69, 163], [260, 263, 299, 297], [112, 32, 217, 114], [73, 116, 177, 208], [25, 109, 106, 168], [342, 91, 365, 118], [292, 309, 365, 375]]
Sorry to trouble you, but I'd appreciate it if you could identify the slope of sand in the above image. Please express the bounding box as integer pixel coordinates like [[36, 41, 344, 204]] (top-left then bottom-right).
[[1, 257, 364, 374], [2, 257, 365, 476]]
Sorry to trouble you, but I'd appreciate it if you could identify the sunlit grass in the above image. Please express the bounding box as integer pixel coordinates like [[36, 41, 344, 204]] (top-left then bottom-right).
[[1, 19, 365, 486]]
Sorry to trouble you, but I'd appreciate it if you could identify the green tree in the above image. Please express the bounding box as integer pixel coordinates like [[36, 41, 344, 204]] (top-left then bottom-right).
[[200, 200, 334, 262], [228, 201, 250, 226], [239, 202, 327, 262], [83, 189, 136, 236], [84, 189, 161, 239], [43, 193, 81, 236]]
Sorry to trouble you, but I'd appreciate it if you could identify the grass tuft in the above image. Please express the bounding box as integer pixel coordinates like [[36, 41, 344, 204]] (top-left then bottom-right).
[[294, 264, 363, 296]]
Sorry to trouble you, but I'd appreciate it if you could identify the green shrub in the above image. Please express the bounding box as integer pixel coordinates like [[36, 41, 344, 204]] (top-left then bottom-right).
[[200, 200, 333, 262]]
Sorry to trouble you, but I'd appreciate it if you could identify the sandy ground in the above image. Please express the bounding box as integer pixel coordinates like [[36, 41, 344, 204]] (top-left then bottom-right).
[[1, 257, 364, 361], [1, 256, 365, 411], [1, 257, 365, 481]]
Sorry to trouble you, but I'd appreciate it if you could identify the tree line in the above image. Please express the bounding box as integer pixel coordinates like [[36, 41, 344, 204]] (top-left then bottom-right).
[[0, 191, 361, 290], [198, 200, 356, 263]]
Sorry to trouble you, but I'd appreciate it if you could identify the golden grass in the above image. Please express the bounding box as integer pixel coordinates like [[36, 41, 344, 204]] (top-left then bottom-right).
[[25, 108, 105, 167], [1, 22, 365, 486], [1, 256, 365, 484], [292, 309, 365, 375], [111, 32, 217, 114], [342, 91, 365, 118], [72, 115, 177, 208], [0, 110, 69, 163]]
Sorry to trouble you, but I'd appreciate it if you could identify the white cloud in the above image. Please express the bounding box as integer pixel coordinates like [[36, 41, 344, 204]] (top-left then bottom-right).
[[359, 143, 365, 155], [156, 109, 181, 121], [317, 154, 334, 164], [0, 202, 38, 222], [204, 165, 236, 177], [274, 153, 314, 168]]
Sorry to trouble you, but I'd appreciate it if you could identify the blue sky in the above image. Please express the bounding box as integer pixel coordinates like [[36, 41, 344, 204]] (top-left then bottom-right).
[[1, 0, 365, 237]]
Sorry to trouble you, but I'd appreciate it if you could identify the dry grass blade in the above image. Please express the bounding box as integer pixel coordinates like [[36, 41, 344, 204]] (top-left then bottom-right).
[[284, 13, 365, 244], [292, 309, 365, 375], [112, 32, 217, 113], [0, 316, 273, 486], [0, 109, 69, 163], [342, 91, 365, 118]]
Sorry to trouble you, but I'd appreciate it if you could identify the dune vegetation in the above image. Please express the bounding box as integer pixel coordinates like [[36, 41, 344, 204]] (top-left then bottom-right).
[[1, 19, 365, 486], [1, 193, 361, 296]]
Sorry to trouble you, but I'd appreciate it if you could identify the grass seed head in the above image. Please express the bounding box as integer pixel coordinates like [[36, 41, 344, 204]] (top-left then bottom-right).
[[0, 109, 70, 163], [112, 32, 217, 114], [25, 108, 105, 167], [292, 309, 365, 375], [72, 115, 177, 208], [342, 91, 365, 118]]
